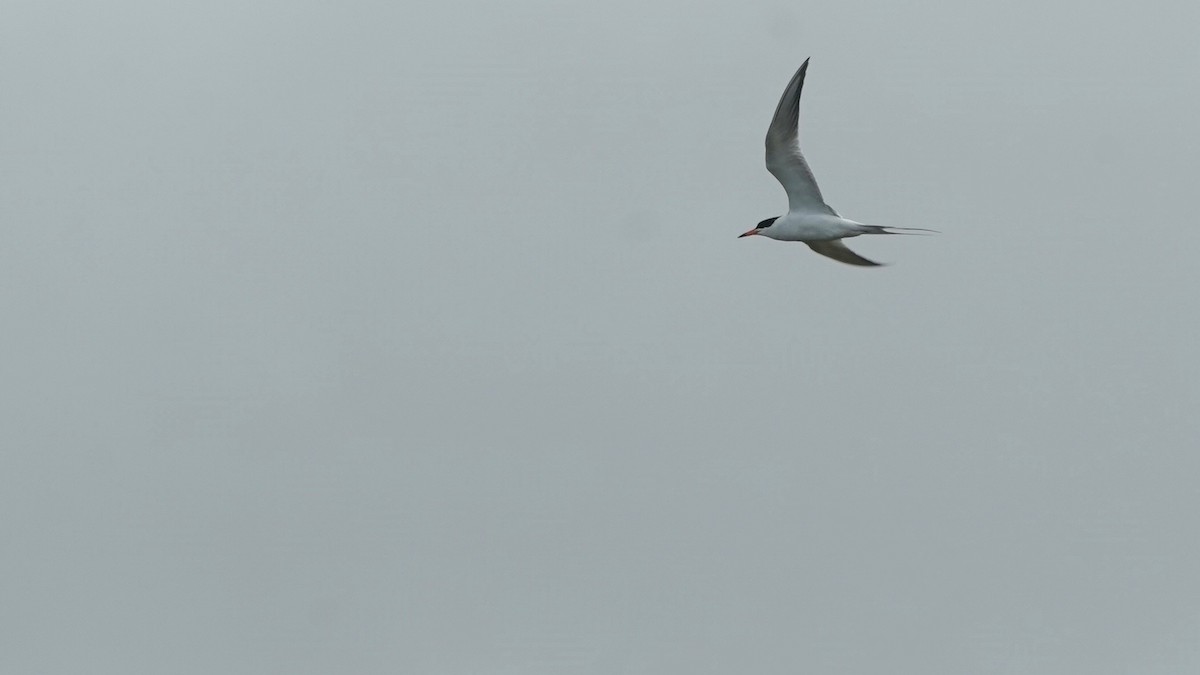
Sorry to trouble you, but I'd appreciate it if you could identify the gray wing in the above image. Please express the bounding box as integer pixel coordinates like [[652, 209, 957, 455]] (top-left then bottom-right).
[[765, 59, 836, 216], [807, 240, 883, 267]]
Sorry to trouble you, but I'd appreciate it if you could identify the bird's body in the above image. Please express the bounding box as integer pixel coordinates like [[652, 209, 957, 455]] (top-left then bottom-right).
[[759, 212, 869, 243], [738, 59, 933, 266]]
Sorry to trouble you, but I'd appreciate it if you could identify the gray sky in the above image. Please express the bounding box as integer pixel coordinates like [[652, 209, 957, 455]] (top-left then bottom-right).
[[3, 0, 1199, 673]]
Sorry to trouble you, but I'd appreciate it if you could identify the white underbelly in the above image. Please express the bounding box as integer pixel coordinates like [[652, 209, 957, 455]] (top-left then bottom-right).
[[771, 214, 860, 241]]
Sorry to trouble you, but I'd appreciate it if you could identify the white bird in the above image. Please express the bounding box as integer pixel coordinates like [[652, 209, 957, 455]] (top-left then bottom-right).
[[738, 58, 933, 266]]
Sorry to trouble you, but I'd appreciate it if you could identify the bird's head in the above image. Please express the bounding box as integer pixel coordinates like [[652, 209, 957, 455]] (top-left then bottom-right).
[[738, 217, 778, 239]]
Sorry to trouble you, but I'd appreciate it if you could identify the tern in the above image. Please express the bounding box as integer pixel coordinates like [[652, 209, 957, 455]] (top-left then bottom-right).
[[738, 58, 933, 266]]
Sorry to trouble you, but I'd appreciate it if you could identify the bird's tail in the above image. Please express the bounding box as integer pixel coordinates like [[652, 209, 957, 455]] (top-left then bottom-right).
[[859, 225, 939, 236]]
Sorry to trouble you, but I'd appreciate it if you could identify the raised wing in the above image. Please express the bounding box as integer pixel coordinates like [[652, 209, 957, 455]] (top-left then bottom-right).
[[807, 240, 883, 267], [765, 59, 836, 216]]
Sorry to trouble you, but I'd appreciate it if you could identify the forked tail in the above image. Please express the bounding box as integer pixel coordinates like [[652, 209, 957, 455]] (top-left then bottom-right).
[[859, 225, 940, 236]]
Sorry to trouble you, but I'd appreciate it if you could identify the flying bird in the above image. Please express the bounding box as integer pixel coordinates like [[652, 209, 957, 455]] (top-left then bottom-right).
[[739, 59, 933, 266]]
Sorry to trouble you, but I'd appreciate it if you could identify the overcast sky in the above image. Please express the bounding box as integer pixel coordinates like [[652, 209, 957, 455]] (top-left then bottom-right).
[[3, 1, 1200, 673]]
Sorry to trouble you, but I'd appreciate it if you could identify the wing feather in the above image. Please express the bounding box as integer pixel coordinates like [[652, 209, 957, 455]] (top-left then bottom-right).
[[765, 59, 836, 215], [807, 240, 883, 267]]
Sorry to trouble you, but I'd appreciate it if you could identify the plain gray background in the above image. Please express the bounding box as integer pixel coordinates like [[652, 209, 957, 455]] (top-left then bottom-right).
[[3, 0, 1199, 673]]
